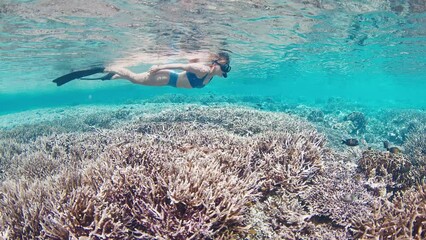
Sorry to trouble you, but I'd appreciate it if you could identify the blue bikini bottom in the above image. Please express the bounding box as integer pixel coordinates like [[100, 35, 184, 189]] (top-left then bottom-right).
[[168, 71, 179, 87], [167, 71, 208, 88]]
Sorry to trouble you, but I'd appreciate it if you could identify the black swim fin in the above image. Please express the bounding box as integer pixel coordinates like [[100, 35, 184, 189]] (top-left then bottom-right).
[[52, 67, 106, 86], [80, 72, 115, 81]]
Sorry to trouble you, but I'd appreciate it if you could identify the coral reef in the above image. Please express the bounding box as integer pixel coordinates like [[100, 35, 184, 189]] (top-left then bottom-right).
[[0, 103, 425, 239], [0, 105, 326, 239], [0, 178, 56, 239], [358, 149, 415, 190], [302, 161, 376, 227], [344, 111, 367, 134], [373, 109, 426, 145], [351, 184, 426, 239], [404, 124, 426, 183], [409, 0, 426, 13], [307, 109, 325, 122], [251, 131, 325, 195], [0, 140, 23, 180], [40, 157, 258, 239], [139, 105, 312, 136], [0, 123, 68, 144], [1, 132, 114, 181]]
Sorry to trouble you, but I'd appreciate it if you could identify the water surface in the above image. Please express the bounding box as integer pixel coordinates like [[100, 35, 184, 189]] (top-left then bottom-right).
[[1, 0, 425, 113]]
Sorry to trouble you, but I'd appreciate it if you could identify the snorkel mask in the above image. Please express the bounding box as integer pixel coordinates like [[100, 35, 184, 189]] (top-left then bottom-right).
[[213, 60, 231, 78]]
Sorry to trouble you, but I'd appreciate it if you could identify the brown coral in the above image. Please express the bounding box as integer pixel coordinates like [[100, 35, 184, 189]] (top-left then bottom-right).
[[358, 149, 414, 189], [251, 131, 325, 195], [301, 161, 376, 228], [0, 179, 55, 239], [351, 184, 426, 239], [0, 104, 365, 239], [404, 125, 426, 183], [344, 111, 367, 134], [39, 149, 259, 239]]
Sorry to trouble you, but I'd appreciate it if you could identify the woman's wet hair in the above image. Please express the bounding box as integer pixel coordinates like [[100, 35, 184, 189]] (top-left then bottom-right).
[[217, 52, 230, 63]]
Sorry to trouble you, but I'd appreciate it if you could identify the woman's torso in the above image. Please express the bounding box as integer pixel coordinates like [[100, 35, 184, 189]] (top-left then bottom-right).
[[175, 69, 213, 88]]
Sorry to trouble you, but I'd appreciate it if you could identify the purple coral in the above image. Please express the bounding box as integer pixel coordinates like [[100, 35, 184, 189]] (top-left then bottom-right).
[[0, 104, 423, 239], [351, 184, 426, 239]]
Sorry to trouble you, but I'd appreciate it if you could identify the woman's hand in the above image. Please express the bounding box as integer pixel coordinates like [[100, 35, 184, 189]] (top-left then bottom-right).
[[149, 65, 162, 73]]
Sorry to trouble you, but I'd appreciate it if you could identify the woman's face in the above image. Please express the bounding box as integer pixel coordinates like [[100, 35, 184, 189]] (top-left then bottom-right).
[[214, 59, 231, 78], [217, 58, 228, 65]]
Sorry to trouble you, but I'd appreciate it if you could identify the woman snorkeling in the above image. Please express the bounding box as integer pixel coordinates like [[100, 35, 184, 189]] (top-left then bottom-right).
[[52, 52, 231, 88]]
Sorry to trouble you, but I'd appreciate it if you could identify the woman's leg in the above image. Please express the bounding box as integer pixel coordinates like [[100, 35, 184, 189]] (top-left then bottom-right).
[[105, 67, 171, 86]]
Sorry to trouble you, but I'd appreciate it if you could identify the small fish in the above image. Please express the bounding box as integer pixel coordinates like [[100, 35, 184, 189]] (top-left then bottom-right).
[[383, 141, 401, 154], [342, 138, 359, 146], [388, 147, 401, 154], [383, 141, 390, 149]]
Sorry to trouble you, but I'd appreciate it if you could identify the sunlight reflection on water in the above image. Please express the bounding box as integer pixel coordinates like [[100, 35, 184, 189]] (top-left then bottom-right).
[[0, 0, 425, 95]]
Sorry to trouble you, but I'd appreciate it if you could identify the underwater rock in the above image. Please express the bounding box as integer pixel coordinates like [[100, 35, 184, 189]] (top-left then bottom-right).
[[307, 109, 325, 122], [363, 133, 376, 143], [344, 111, 367, 133], [409, 0, 426, 13]]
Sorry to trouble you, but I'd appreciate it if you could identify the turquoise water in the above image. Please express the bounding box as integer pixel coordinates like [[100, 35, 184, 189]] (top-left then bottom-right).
[[1, 1, 426, 239], [1, 0, 425, 114]]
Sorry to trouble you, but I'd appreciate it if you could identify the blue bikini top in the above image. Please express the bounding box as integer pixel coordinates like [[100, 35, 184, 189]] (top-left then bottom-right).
[[186, 72, 210, 88]]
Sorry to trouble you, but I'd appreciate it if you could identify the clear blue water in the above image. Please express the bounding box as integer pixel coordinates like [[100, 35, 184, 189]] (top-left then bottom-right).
[[1, 2, 426, 238], [1, 0, 426, 114]]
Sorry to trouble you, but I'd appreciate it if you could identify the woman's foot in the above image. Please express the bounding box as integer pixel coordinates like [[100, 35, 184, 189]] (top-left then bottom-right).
[[104, 66, 121, 79], [111, 74, 120, 79]]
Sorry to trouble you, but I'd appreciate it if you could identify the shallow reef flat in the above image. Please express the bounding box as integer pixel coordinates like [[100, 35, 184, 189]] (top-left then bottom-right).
[[0, 100, 425, 239]]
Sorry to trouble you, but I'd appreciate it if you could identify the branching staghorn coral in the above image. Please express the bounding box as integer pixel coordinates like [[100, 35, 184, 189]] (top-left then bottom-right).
[[358, 149, 415, 190], [0, 140, 23, 161], [240, 129, 334, 239], [301, 161, 376, 227], [1, 104, 321, 239], [0, 140, 23, 180], [0, 107, 133, 145], [83, 112, 116, 128], [351, 184, 426, 239], [140, 105, 312, 136], [404, 125, 426, 183], [0, 179, 56, 239], [0, 123, 67, 144], [2, 132, 115, 181], [261, 191, 310, 239], [0, 104, 369, 239], [252, 131, 326, 195], [39, 151, 259, 239]]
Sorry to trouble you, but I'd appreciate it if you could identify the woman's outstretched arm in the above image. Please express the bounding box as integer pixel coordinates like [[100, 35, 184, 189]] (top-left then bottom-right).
[[150, 63, 209, 75]]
